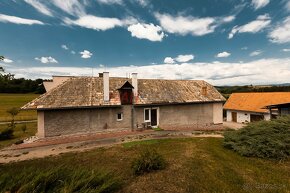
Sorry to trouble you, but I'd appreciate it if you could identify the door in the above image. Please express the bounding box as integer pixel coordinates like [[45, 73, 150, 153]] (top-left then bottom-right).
[[232, 112, 237, 122], [151, 109, 158, 126], [250, 114, 264, 122]]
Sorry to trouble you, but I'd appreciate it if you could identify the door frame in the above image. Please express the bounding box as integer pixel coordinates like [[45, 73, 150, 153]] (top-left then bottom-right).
[[143, 107, 159, 127]]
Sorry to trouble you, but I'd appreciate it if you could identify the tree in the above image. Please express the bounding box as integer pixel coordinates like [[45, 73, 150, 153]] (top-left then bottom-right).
[[7, 107, 20, 130], [0, 56, 4, 73]]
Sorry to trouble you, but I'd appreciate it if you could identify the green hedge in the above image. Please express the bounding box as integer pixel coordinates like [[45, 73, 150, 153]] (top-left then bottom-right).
[[224, 115, 290, 160]]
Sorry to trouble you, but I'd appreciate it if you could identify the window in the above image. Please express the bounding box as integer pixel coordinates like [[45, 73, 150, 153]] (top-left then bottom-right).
[[117, 113, 123, 121], [144, 108, 150, 122]]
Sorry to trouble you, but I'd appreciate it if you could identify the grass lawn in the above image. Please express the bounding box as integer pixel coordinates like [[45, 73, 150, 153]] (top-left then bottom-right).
[[0, 138, 289, 193], [0, 93, 39, 122], [0, 122, 37, 149]]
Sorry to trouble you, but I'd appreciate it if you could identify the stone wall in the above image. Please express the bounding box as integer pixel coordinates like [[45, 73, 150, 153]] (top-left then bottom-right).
[[39, 102, 223, 137]]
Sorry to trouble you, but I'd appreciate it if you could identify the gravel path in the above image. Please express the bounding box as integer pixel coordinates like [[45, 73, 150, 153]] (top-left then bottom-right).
[[0, 130, 223, 163]]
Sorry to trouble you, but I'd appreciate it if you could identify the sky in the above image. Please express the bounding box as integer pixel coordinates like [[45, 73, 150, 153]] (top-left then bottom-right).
[[0, 0, 290, 86]]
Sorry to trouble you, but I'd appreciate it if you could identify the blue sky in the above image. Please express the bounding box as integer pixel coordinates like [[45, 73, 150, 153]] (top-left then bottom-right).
[[0, 0, 290, 85]]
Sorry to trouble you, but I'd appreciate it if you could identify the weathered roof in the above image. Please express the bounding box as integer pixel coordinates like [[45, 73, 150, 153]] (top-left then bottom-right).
[[224, 92, 290, 113], [22, 77, 225, 110]]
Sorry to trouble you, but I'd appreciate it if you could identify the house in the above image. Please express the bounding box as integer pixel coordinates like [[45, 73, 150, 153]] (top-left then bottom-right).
[[22, 72, 226, 138], [265, 102, 290, 117], [224, 92, 290, 123]]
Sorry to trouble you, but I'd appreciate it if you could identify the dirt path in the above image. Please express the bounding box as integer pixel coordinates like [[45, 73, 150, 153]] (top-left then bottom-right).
[[0, 130, 223, 164]]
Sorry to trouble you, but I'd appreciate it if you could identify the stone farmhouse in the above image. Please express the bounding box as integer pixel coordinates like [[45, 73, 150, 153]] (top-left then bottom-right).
[[22, 73, 225, 138], [224, 92, 290, 123]]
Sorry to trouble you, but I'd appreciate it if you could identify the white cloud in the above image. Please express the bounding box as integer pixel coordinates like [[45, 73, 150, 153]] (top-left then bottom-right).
[[80, 50, 92, 59], [71, 50, 76, 54], [96, 0, 123, 5], [136, 0, 149, 7], [35, 56, 58, 64], [2, 58, 13, 63], [61, 44, 69, 50], [0, 14, 44, 25], [268, 17, 290, 44], [51, 0, 85, 16], [282, 48, 290, 52], [229, 14, 271, 39], [286, 0, 290, 11], [127, 23, 165, 41], [155, 13, 235, 36], [24, 0, 53, 17], [222, 15, 236, 23], [216, 52, 231, 58], [175, 54, 194, 62], [241, 47, 248, 50], [251, 0, 270, 10], [164, 57, 175, 64], [250, 50, 263, 56], [64, 15, 124, 31], [8, 58, 290, 86]]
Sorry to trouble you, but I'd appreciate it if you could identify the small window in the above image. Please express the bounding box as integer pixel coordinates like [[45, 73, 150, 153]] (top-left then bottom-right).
[[117, 113, 123, 121], [144, 108, 150, 122]]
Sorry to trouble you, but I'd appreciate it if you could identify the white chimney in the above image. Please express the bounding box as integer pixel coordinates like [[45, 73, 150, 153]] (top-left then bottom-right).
[[132, 73, 138, 96], [103, 72, 109, 102]]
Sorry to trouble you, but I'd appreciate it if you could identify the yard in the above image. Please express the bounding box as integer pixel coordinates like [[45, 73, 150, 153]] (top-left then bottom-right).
[[0, 93, 38, 148], [0, 138, 289, 193], [0, 122, 37, 149], [0, 93, 39, 122]]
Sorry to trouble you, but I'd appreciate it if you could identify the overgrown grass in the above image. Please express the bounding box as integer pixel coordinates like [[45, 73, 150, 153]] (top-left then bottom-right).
[[0, 165, 121, 193], [1, 138, 289, 193], [0, 122, 37, 149], [0, 93, 39, 122], [224, 115, 290, 160]]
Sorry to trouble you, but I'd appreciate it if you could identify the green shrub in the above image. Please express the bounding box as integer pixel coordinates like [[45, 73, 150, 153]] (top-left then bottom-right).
[[131, 148, 166, 175], [0, 128, 14, 140], [224, 115, 290, 160]]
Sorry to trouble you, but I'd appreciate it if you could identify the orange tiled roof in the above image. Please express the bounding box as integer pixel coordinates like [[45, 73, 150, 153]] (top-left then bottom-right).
[[223, 92, 290, 113]]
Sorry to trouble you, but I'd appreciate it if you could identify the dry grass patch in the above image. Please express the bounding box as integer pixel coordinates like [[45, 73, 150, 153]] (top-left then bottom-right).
[[0, 138, 289, 193]]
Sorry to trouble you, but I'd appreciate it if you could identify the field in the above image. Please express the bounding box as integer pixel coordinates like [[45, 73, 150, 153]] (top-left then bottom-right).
[[0, 93, 39, 122], [0, 122, 37, 149], [0, 138, 289, 193]]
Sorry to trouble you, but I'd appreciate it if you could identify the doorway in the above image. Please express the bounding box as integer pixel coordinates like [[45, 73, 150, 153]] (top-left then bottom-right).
[[144, 108, 159, 127], [232, 112, 237, 122], [151, 108, 158, 126]]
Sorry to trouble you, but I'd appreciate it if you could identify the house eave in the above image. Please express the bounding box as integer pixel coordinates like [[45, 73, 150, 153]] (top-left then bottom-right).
[[22, 100, 225, 111]]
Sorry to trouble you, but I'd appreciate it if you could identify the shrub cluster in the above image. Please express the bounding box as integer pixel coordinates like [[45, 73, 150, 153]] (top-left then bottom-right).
[[0, 128, 14, 140], [0, 166, 121, 193], [224, 115, 290, 160], [131, 148, 166, 175]]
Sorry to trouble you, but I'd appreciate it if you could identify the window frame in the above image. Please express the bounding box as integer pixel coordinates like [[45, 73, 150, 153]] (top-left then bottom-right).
[[117, 112, 123, 121], [144, 108, 151, 122]]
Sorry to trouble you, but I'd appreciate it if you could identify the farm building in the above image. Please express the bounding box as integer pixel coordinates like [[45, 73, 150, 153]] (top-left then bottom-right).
[[22, 73, 225, 138], [265, 102, 290, 117], [224, 92, 290, 123]]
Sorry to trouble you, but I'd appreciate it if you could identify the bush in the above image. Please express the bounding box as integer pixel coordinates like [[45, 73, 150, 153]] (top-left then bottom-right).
[[224, 115, 290, 160], [0, 128, 14, 140], [131, 148, 166, 175]]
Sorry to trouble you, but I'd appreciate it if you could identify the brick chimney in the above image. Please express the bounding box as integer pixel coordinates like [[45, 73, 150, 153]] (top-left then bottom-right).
[[132, 73, 138, 96], [103, 72, 109, 102]]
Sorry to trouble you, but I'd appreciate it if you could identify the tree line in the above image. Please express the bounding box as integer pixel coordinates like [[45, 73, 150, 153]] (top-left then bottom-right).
[[0, 56, 46, 94], [216, 85, 290, 94]]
